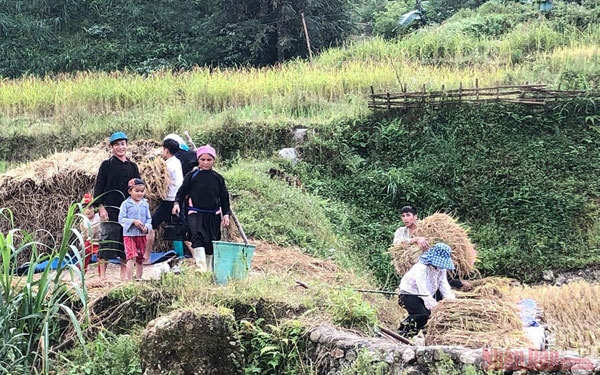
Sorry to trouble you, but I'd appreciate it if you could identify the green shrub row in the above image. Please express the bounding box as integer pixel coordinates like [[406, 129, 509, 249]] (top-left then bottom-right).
[[292, 101, 600, 284]]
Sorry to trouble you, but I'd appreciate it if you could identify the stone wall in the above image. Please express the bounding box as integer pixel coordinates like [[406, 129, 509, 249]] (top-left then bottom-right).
[[306, 325, 600, 374]]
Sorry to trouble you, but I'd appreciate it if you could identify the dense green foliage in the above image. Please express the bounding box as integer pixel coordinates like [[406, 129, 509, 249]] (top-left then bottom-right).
[[239, 319, 308, 375], [329, 287, 379, 331], [292, 102, 600, 284], [373, 0, 600, 42], [0, 0, 353, 77], [61, 332, 142, 375], [3, 0, 599, 77]]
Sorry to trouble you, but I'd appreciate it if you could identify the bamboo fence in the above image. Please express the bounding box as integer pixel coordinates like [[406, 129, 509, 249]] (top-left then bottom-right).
[[369, 80, 600, 110]]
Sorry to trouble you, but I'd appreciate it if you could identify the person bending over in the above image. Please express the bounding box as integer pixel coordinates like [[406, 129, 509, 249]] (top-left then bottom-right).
[[393, 205, 472, 292], [398, 243, 456, 337]]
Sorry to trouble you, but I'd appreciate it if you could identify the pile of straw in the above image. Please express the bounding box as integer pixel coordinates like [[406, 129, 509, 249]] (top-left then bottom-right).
[[139, 157, 170, 202], [456, 277, 520, 300], [389, 213, 477, 278], [425, 298, 531, 348], [0, 141, 165, 259]]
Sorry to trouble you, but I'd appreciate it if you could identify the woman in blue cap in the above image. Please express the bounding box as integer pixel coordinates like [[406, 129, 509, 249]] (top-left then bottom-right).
[[398, 243, 456, 337], [93, 132, 140, 281]]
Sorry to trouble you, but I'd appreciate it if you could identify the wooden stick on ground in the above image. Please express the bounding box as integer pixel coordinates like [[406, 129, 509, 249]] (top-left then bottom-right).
[[378, 325, 412, 345]]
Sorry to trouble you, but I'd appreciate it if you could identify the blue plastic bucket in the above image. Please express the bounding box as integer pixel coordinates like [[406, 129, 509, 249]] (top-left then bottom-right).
[[213, 241, 256, 285]]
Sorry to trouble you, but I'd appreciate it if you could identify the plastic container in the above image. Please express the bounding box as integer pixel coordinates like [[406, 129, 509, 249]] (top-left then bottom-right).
[[173, 241, 184, 258], [213, 241, 256, 285]]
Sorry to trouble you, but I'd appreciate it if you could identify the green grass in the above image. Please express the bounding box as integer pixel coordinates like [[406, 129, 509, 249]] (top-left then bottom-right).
[[223, 159, 360, 270], [60, 332, 142, 375], [0, 204, 88, 373]]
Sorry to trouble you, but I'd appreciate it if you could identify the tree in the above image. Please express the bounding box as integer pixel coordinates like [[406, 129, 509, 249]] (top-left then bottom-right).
[[0, 0, 354, 77], [211, 0, 355, 65]]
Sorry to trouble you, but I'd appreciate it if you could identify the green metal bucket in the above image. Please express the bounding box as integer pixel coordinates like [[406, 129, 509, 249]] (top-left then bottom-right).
[[213, 241, 256, 285]]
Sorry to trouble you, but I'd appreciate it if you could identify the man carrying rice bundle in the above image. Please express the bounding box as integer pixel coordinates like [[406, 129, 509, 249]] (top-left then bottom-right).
[[398, 243, 456, 337], [393, 205, 472, 292]]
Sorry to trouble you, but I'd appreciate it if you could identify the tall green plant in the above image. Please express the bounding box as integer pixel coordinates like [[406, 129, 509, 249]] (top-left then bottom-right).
[[0, 204, 88, 374]]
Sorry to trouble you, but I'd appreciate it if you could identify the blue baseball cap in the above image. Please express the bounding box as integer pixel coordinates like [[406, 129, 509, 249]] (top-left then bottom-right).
[[109, 132, 128, 145]]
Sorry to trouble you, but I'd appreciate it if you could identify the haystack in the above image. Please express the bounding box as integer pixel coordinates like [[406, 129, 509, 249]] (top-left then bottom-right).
[[139, 157, 170, 202], [0, 141, 166, 260], [389, 213, 477, 278], [425, 298, 531, 348]]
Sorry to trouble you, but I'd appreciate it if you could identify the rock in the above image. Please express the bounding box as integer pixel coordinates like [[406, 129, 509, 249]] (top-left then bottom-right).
[[555, 275, 567, 286], [402, 366, 422, 375], [345, 350, 357, 362], [459, 350, 478, 365], [277, 148, 299, 165], [384, 351, 395, 364], [140, 307, 241, 375], [542, 270, 554, 281], [293, 128, 309, 143], [330, 348, 345, 359], [309, 329, 321, 343], [402, 348, 416, 363], [416, 348, 427, 364]]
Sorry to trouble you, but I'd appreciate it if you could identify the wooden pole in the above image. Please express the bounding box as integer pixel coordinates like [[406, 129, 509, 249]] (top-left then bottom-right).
[[230, 210, 249, 245], [370, 86, 376, 108], [378, 325, 412, 345], [301, 13, 313, 63], [184, 131, 197, 151]]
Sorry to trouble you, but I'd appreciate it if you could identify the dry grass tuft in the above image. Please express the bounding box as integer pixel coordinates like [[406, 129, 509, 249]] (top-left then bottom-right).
[[390, 213, 477, 278], [425, 298, 531, 348], [457, 277, 520, 300]]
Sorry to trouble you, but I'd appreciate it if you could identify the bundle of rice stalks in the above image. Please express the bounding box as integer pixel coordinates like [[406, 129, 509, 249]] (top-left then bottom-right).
[[139, 157, 170, 202], [425, 298, 532, 348], [457, 277, 520, 300], [389, 242, 422, 277], [0, 141, 162, 261], [389, 213, 477, 278], [469, 276, 518, 288]]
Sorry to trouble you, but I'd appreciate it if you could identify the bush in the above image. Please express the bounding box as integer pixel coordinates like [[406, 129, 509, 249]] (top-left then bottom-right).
[[424, 0, 488, 24], [238, 319, 309, 375], [328, 288, 379, 332], [61, 332, 142, 375], [373, 1, 413, 39]]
